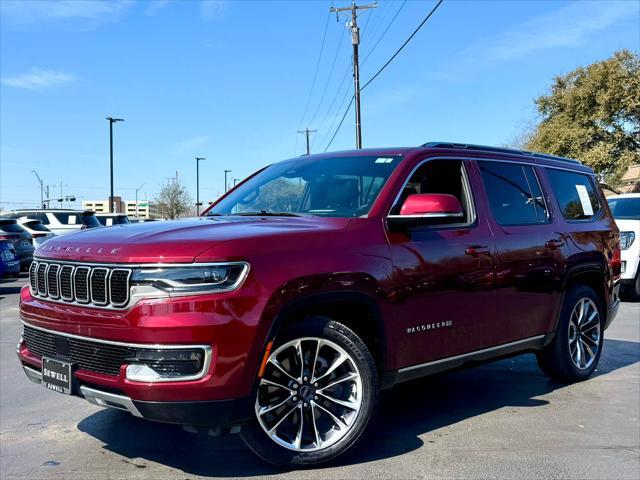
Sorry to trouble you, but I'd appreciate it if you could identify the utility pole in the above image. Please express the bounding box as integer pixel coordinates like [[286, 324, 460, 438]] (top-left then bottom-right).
[[233, 178, 240, 187], [195, 157, 206, 215], [32, 170, 44, 208], [297, 128, 317, 155], [330, 1, 377, 149], [45, 186, 50, 208], [224, 170, 232, 193], [106, 116, 125, 213]]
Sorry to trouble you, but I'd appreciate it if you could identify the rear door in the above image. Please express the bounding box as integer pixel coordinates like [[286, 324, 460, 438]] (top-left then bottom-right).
[[476, 160, 565, 341]]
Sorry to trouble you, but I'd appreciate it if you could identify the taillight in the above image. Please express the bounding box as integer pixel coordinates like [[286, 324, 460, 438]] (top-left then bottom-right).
[[610, 245, 622, 280], [32, 233, 47, 238]]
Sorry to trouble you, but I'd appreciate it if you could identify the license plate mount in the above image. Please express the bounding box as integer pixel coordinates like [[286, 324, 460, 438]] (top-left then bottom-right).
[[42, 357, 73, 395]]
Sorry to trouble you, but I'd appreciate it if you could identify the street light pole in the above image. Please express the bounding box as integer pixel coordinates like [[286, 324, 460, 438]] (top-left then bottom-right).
[[106, 116, 125, 213], [224, 170, 232, 193], [32, 170, 44, 208], [195, 157, 206, 215], [135, 183, 146, 219]]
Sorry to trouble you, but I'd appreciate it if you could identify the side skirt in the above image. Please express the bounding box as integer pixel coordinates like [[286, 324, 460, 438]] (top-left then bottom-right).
[[382, 334, 553, 388]]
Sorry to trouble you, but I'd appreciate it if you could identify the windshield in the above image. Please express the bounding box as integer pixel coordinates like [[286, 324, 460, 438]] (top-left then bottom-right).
[[209, 155, 402, 218], [608, 197, 640, 220]]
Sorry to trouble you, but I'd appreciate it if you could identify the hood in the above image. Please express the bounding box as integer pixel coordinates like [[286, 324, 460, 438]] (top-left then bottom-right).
[[35, 216, 351, 264]]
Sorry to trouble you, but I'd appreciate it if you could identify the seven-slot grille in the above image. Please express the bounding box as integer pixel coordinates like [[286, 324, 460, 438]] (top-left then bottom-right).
[[29, 261, 132, 309], [22, 325, 131, 376]]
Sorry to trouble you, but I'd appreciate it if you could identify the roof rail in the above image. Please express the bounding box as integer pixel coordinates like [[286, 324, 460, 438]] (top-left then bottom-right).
[[422, 142, 582, 165]]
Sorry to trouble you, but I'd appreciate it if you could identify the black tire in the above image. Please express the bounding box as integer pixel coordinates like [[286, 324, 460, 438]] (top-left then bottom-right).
[[536, 285, 604, 382], [241, 316, 379, 468]]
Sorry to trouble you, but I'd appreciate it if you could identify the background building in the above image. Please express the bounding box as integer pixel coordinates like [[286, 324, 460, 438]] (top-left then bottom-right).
[[83, 198, 159, 219]]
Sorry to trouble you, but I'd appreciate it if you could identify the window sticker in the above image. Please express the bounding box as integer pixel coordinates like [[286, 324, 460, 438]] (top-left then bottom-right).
[[375, 157, 394, 164], [575, 184, 594, 216]]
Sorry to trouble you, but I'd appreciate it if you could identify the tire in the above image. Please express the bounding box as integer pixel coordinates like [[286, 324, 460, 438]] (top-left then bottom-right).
[[241, 316, 379, 468], [536, 285, 604, 382]]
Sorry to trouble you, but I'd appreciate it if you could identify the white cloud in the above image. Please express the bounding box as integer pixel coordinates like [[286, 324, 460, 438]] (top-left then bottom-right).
[[1, 0, 133, 27], [200, 0, 226, 21], [466, 1, 636, 64], [1, 69, 76, 90]]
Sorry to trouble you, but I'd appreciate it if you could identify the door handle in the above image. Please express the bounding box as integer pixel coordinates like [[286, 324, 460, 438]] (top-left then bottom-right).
[[465, 245, 490, 256], [545, 238, 565, 249]]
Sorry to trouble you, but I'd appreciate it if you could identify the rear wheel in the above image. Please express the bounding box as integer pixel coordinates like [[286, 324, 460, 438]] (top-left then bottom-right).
[[241, 316, 378, 467], [536, 285, 604, 382]]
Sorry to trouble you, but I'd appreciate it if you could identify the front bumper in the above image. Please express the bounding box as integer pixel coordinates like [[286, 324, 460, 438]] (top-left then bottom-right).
[[21, 364, 252, 428]]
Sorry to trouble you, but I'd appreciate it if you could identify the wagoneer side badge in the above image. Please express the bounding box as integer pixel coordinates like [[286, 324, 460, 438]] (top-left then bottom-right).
[[406, 320, 453, 335]]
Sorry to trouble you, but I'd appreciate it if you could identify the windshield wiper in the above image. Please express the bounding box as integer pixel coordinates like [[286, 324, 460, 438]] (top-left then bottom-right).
[[232, 211, 302, 217]]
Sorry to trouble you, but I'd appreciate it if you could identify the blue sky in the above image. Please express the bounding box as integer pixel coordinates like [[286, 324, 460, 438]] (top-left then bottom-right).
[[1, 0, 638, 210]]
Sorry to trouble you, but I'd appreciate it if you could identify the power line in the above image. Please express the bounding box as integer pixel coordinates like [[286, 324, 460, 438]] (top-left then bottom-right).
[[307, 25, 347, 128], [313, 60, 352, 145], [362, 0, 407, 65], [361, 0, 444, 91], [324, 95, 354, 152], [298, 11, 331, 128]]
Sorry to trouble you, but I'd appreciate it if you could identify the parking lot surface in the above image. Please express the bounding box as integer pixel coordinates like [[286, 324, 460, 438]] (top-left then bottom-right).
[[1, 274, 638, 479]]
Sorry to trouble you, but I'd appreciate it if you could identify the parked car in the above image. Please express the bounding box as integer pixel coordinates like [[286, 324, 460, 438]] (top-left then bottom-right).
[[16, 218, 56, 247], [0, 217, 34, 270], [95, 213, 130, 227], [0, 241, 20, 278], [4, 209, 101, 236], [607, 193, 639, 299], [18, 143, 621, 467]]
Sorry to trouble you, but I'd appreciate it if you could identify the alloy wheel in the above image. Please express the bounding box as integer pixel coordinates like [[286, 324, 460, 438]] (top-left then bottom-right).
[[255, 337, 363, 452], [568, 297, 601, 370]]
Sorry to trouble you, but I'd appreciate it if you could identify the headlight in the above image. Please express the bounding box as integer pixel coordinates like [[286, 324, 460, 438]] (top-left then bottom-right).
[[130, 262, 249, 295], [620, 232, 636, 250]]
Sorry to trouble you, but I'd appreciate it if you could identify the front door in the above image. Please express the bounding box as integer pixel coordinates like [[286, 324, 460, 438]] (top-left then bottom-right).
[[387, 158, 499, 370]]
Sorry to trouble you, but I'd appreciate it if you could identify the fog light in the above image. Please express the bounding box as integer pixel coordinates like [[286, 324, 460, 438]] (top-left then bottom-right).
[[125, 348, 210, 382]]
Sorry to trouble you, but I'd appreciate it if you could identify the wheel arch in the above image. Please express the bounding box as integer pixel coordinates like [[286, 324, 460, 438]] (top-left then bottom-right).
[[555, 261, 608, 332]]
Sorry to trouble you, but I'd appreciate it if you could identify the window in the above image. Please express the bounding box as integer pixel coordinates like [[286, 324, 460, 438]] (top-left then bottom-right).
[[546, 169, 601, 221], [391, 159, 475, 224], [22, 221, 49, 232], [479, 162, 548, 226], [607, 197, 639, 220], [210, 155, 400, 218]]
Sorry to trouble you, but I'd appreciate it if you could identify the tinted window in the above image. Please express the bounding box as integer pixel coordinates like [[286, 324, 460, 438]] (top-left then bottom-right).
[[479, 162, 548, 225], [608, 197, 640, 220], [0, 221, 24, 233], [53, 213, 77, 225], [22, 221, 50, 232], [82, 213, 101, 227], [546, 169, 601, 220]]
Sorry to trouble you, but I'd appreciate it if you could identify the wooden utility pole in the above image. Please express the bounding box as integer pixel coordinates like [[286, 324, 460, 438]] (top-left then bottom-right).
[[330, 1, 377, 149], [297, 128, 317, 155]]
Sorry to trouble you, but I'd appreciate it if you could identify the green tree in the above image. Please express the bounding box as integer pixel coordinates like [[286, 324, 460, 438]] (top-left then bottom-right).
[[526, 49, 640, 186], [154, 178, 193, 219]]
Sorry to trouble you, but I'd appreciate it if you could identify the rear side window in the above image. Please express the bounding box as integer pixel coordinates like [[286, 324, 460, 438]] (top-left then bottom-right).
[[479, 161, 548, 225], [23, 221, 49, 232], [53, 213, 76, 225], [0, 221, 24, 233], [546, 169, 601, 221]]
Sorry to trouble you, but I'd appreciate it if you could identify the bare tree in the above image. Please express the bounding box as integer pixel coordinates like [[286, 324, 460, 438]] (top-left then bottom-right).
[[154, 178, 193, 219]]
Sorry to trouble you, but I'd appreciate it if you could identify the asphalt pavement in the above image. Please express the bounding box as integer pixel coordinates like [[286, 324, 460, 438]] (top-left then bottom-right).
[[1, 274, 638, 479]]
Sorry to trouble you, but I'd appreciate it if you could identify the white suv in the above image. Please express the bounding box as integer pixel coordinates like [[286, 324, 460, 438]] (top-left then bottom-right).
[[4, 210, 101, 237], [607, 193, 640, 299]]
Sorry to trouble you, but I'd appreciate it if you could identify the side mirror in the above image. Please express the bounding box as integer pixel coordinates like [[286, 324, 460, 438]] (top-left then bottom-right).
[[388, 193, 464, 228]]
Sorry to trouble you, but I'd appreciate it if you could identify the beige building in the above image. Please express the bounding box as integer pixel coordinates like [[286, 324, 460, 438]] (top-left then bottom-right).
[[83, 199, 159, 219]]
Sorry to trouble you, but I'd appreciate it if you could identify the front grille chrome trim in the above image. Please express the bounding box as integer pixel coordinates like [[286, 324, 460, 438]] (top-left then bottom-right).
[[73, 266, 91, 304], [90, 267, 110, 306]]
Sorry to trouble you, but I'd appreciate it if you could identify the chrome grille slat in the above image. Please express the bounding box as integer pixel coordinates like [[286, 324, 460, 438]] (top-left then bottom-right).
[[37, 263, 48, 296], [47, 264, 60, 299], [28, 261, 131, 310]]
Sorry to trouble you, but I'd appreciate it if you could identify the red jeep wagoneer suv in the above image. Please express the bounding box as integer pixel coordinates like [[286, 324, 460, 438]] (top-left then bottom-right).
[[18, 143, 620, 467]]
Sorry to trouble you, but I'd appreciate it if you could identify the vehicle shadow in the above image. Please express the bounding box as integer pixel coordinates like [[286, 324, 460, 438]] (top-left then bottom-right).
[[77, 338, 639, 477]]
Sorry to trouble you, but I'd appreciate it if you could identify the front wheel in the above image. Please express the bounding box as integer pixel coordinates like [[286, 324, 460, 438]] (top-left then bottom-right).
[[241, 316, 378, 467]]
